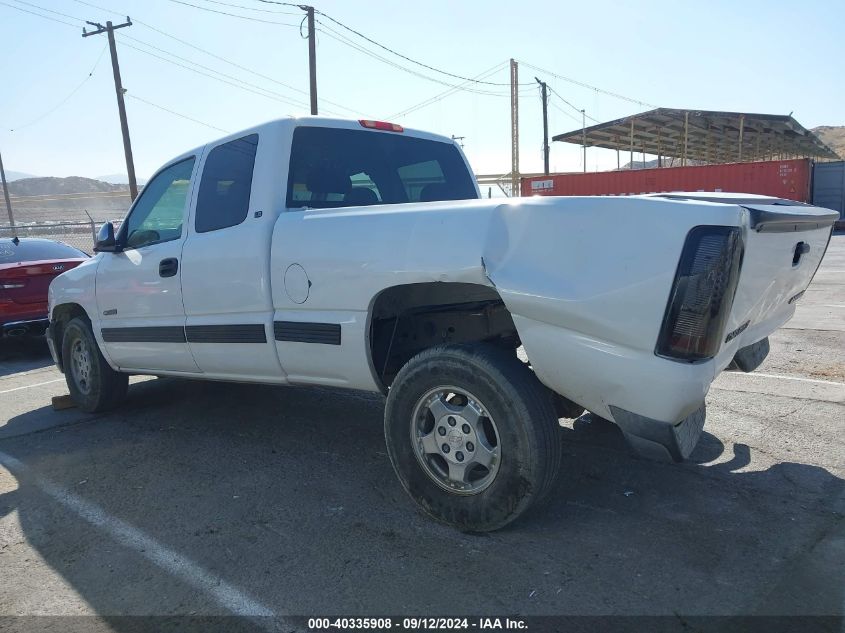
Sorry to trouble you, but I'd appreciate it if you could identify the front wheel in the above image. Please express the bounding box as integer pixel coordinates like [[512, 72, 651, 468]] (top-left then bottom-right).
[[61, 317, 128, 413], [384, 344, 561, 532]]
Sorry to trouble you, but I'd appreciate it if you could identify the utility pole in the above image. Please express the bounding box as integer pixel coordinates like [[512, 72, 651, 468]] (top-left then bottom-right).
[[301, 5, 318, 115], [0, 149, 15, 235], [535, 77, 549, 175], [509, 59, 519, 197], [83, 18, 138, 201], [581, 109, 587, 173], [451, 135, 465, 149]]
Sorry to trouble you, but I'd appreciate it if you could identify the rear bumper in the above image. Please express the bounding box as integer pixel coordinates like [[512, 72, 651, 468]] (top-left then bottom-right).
[[516, 313, 777, 462], [514, 314, 713, 424], [610, 404, 706, 462], [514, 314, 713, 462], [2, 318, 49, 337]]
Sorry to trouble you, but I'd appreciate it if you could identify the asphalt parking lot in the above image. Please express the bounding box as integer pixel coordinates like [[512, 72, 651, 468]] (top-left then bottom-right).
[[1, 235, 843, 631]]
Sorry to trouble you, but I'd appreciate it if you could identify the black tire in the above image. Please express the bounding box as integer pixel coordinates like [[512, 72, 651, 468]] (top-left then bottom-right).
[[384, 343, 561, 532], [61, 317, 128, 413]]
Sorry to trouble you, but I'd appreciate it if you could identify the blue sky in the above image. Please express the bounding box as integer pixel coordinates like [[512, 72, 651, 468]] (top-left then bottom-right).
[[1, 0, 843, 181]]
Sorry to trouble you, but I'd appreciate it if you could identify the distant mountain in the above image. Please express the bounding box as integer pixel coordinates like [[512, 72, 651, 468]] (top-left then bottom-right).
[[6, 177, 127, 197], [812, 125, 845, 159], [3, 170, 36, 182], [619, 158, 703, 170], [96, 173, 147, 186], [620, 158, 661, 170]]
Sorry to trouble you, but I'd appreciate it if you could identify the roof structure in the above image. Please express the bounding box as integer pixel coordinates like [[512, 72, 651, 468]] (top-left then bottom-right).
[[552, 108, 840, 164]]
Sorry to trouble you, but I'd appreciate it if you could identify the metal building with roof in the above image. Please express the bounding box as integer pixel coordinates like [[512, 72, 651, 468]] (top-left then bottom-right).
[[552, 108, 840, 168]]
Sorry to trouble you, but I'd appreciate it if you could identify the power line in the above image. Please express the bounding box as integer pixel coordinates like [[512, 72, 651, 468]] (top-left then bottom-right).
[[316, 20, 511, 97], [252, 0, 302, 7], [195, 0, 299, 15], [71, 0, 133, 14], [315, 8, 533, 88], [132, 19, 364, 115], [7, 0, 658, 118], [11, 0, 85, 22], [316, 8, 532, 88], [5, 0, 326, 115], [10, 0, 533, 114], [119, 34, 311, 108], [0, 0, 78, 27], [127, 94, 231, 133], [387, 61, 509, 120], [259, 0, 524, 88], [547, 87, 600, 124], [549, 100, 581, 125], [164, 0, 300, 26], [9, 44, 108, 131], [548, 87, 583, 117], [67, 0, 533, 108], [72, 0, 367, 116], [519, 60, 657, 109], [117, 38, 315, 111]]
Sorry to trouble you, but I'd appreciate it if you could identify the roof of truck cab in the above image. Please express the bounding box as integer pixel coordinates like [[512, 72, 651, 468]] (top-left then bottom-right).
[[164, 116, 458, 166]]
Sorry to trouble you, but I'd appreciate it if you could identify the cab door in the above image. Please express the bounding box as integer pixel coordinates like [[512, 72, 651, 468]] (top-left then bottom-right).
[[95, 155, 200, 373], [180, 133, 284, 379]]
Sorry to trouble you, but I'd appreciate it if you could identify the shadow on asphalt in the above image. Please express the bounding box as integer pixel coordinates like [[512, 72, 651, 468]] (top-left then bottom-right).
[[0, 376, 842, 624], [0, 335, 53, 377]]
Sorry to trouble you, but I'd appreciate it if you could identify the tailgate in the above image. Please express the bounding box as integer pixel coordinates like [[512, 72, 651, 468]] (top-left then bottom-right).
[[721, 203, 837, 354]]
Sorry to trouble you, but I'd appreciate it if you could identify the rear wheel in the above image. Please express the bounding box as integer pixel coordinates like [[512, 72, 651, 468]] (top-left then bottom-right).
[[61, 317, 128, 413], [384, 344, 561, 532]]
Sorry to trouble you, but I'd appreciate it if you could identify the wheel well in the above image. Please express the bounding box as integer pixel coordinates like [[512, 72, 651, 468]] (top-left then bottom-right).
[[51, 303, 89, 369], [369, 282, 519, 388]]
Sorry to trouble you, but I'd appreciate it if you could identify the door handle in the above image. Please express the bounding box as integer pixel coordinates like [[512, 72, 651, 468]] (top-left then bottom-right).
[[159, 258, 179, 278], [793, 241, 810, 266]]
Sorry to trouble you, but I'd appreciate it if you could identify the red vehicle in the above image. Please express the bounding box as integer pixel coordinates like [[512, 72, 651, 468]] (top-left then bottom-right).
[[0, 237, 88, 337]]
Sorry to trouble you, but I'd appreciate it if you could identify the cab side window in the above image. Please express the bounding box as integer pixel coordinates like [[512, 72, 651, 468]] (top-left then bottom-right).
[[124, 157, 195, 249], [195, 134, 259, 233]]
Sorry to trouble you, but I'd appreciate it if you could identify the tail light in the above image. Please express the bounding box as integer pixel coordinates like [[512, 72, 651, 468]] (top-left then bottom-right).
[[359, 120, 403, 133], [656, 226, 744, 361]]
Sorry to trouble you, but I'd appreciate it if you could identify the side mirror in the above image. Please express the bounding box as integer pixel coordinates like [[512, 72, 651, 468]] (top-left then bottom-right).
[[94, 222, 120, 253]]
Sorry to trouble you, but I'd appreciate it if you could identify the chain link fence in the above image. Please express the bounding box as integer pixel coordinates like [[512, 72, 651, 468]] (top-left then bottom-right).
[[1, 185, 132, 254], [0, 220, 122, 254]]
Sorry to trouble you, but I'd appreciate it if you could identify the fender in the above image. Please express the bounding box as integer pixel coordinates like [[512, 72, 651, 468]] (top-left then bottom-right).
[[48, 254, 119, 370]]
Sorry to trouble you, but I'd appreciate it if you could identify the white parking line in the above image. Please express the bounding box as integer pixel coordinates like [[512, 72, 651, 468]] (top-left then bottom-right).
[[0, 379, 64, 395], [0, 450, 278, 620], [730, 372, 845, 387]]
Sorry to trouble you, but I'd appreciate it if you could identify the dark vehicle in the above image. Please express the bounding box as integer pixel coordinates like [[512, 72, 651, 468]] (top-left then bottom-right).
[[0, 237, 88, 337]]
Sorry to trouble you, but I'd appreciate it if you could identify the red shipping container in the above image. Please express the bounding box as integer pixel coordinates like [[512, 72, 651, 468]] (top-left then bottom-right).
[[522, 159, 812, 203]]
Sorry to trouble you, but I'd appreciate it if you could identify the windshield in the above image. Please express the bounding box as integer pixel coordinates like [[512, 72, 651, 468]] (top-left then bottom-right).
[[286, 126, 478, 209], [0, 239, 87, 264]]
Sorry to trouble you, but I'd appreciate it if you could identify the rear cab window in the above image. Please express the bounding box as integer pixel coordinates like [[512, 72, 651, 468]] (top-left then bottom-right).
[[286, 127, 477, 209]]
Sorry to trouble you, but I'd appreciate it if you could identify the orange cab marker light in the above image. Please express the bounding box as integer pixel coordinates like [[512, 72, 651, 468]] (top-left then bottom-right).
[[359, 119, 404, 133]]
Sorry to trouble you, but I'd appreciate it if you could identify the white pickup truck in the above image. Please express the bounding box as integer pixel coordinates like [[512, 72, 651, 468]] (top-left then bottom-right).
[[47, 116, 837, 530]]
